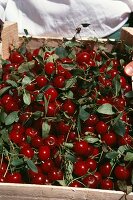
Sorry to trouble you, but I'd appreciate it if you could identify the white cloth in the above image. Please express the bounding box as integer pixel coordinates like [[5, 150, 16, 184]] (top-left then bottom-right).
[[0, 0, 133, 38]]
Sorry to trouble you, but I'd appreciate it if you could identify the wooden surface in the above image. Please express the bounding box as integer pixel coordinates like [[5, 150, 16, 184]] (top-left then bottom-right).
[[0, 21, 19, 59], [0, 183, 133, 200], [120, 27, 133, 46]]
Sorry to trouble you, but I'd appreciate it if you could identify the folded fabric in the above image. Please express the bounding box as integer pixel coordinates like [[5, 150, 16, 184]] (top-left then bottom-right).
[[0, 0, 132, 38]]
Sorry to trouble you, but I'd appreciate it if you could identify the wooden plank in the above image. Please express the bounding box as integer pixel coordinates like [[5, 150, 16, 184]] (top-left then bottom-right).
[[120, 27, 133, 46], [0, 183, 133, 200], [0, 21, 19, 59]]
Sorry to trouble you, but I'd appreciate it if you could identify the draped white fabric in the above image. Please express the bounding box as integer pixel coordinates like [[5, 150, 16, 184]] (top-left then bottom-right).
[[0, 0, 133, 38]]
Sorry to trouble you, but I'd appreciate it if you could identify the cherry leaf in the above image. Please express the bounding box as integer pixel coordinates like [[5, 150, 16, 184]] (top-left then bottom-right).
[[97, 103, 115, 115], [42, 121, 50, 138], [124, 91, 133, 98], [11, 158, 24, 167], [79, 106, 90, 121], [22, 76, 32, 86], [6, 80, 18, 87], [105, 151, 119, 159], [23, 90, 31, 105], [55, 47, 68, 59], [84, 136, 99, 144], [5, 111, 19, 125], [25, 159, 38, 173], [18, 60, 35, 73], [112, 119, 126, 136], [112, 74, 121, 96], [0, 86, 11, 97], [124, 152, 133, 162]]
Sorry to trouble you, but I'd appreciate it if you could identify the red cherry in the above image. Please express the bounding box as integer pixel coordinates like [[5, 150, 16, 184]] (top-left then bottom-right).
[[5, 172, 23, 183], [76, 52, 91, 65], [44, 87, 58, 102], [36, 75, 48, 88], [73, 161, 88, 177], [41, 159, 54, 173], [31, 173, 46, 185], [69, 180, 83, 187], [95, 121, 108, 135], [62, 99, 76, 116], [9, 130, 23, 145], [45, 62, 55, 75], [9, 51, 24, 64], [86, 158, 97, 172], [99, 162, 112, 178], [38, 145, 50, 161], [53, 75, 65, 88], [73, 140, 89, 157], [102, 131, 117, 147], [82, 175, 98, 188], [43, 135, 57, 149], [114, 165, 130, 180], [25, 127, 38, 138], [20, 146, 34, 159], [100, 178, 114, 190], [48, 168, 63, 182], [84, 114, 99, 126]]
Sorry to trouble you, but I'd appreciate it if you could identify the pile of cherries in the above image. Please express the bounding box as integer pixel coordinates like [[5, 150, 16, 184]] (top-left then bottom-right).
[[0, 38, 133, 193]]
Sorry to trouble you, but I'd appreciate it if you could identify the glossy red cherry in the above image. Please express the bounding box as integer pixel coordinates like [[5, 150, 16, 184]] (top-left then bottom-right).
[[73, 140, 89, 157], [95, 121, 108, 135], [44, 87, 58, 102], [100, 178, 114, 190], [114, 165, 130, 180], [73, 161, 88, 177], [38, 145, 51, 161], [82, 175, 98, 188]]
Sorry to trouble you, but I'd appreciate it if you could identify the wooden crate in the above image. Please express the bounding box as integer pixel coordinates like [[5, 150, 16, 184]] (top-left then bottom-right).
[[0, 22, 133, 200], [0, 183, 133, 200]]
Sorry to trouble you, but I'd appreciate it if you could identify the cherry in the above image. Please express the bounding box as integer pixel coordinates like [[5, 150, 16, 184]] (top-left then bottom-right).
[[102, 131, 117, 147], [53, 75, 65, 88], [44, 87, 58, 102], [76, 51, 91, 65], [36, 75, 48, 88], [73, 161, 88, 176], [86, 158, 97, 172], [94, 171, 102, 185], [56, 121, 70, 135], [84, 114, 99, 126], [31, 135, 43, 148], [20, 146, 34, 159], [41, 159, 54, 173], [114, 165, 130, 180], [82, 174, 98, 188], [38, 145, 51, 161], [43, 135, 57, 149], [9, 129, 23, 145], [5, 172, 23, 183], [31, 173, 46, 185], [73, 140, 89, 157], [69, 180, 83, 187], [95, 121, 108, 135], [46, 102, 58, 117], [62, 99, 76, 116], [99, 162, 112, 178], [48, 168, 63, 182], [100, 178, 114, 190], [25, 127, 38, 138], [45, 62, 55, 75], [9, 51, 24, 64]]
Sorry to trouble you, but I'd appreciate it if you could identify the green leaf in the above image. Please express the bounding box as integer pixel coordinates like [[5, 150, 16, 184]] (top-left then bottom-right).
[[26, 159, 38, 173], [6, 80, 18, 87], [1, 129, 9, 143], [117, 180, 127, 193], [77, 117, 81, 133], [124, 91, 133, 98], [42, 121, 50, 138], [5, 111, 19, 125], [0, 138, 3, 153], [11, 158, 24, 166], [105, 151, 119, 159], [32, 111, 44, 120], [97, 103, 115, 115], [46, 54, 59, 62], [0, 111, 7, 123], [0, 86, 11, 97], [117, 145, 128, 155], [55, 47, 68, 58], [124, 152, 133, 162], [56, 180, 67, 186], [64, 77, 77, 89], [22, 76, 32, 86], [18, 60, 35, 73], [71, 68, 84, 76], [79, 106, 90, 121], [84, 136, 99, 144], [112, 74, 121, 96], [23, 91, 31, 105], [112, 119, 126, 136]]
